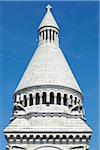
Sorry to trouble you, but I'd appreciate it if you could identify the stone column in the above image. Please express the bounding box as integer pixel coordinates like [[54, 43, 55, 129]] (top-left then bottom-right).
[[47, 29, 50, 42], [44, 30, 46, 42], [61, 94, 63, 105], [51, 30, 53, 43], [40, 93, 42, 105], [56, 32, 59, 45], [54, 93, 57, 105], [33, 94, 36, 105], [16, 95, 20, 103], [46, 92, 50, 103], [27, 95, 30, 107]]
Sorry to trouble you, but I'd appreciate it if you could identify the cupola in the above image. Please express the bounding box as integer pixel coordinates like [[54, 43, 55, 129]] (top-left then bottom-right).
[[38, 4, 59, 46]]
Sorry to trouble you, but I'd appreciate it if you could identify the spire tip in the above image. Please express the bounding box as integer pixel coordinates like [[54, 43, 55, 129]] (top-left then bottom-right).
[[46, 4, 52, 11]]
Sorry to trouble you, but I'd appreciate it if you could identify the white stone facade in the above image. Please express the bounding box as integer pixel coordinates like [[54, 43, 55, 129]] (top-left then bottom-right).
[[4, 4, 92, 150]]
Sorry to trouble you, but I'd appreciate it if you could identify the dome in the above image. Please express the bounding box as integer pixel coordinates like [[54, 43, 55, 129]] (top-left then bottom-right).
[[15, 4, 82, 94], [15, 43, 82, 93]]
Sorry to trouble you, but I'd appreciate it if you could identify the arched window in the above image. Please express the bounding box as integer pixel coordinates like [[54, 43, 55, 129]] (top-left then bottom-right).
[[36, 93, 40, 105], [53, 30, 55, 41], [20, 100, 22, 105], [24, 95, 27, 107], [30, 135, 33, 139], [10, 135, 14, 139], [75, 97, 77, 105], [81, 135, 87, 143], [75, 135, 80, 142], [62, 135, 66, 139], [29, 94, 33, 106], [36, 135, 40, 139], [80, 105, 82, 110], [56, 135, 60, 139], [68, 135, 73, 143], [57, 93, 61, 105], [78, 99, 81, 104], [16, 135, 20, 139], [23, 135, 27, 139], [43, 135, 46, 139], [50, 92, 54, 104], [70, 95, 73, 99], [50, 29, 51, 41], [49, 135, 53, 139], [42, 92, 46, 104], [63, 94, 67, 106]]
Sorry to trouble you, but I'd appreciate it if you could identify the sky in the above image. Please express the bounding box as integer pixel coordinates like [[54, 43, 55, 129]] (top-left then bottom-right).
[[0, 1, 99, 150]]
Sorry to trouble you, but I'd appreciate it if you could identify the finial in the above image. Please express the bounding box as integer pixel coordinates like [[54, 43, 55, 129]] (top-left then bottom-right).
[[46, 4, 52, 11]]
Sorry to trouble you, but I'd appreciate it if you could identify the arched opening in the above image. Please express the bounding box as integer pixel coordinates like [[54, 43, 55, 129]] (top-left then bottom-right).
[[35, 135, 41, 142], [22, 135, 27, 141], [55, 135, 60, 143], [42, 92, 46, 104], [81, 135, 87, 142], [20, 100, 22, 105], [30, 135, 33, 139], [42, 135, 46, 139], [23, 95, 27, 107], [62, 135, 66, 139], [63, 94, 67, 106], [75, 97, 77, 105], [16, 135, 20, 139], [70, 95, 73, 99], [75, 135, 80, 143], [50, 29, 51, 41], [49, 135, 53, 139], [61, 135, 66, 143], [23, 135, 27, 138], [29, 93, 33, 106], [36, 135, 40, 139], [56, 135, 60, 139], [50, 92, 54, 104], [57, 93, 61, 105], [36, 93, 40, 105], [10, 135, 14, 139], [16, 135, 20, 142], [48, 135, 53, 142], [68, 135, 73, 143], [53, 30, 55, 41]]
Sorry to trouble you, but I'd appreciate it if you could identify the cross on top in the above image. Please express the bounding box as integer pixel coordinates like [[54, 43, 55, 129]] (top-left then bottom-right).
[[46, 4, 52, 11]]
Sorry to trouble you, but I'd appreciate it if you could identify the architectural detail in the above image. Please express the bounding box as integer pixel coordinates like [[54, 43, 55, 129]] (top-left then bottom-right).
[[4, 4, 92, 150]]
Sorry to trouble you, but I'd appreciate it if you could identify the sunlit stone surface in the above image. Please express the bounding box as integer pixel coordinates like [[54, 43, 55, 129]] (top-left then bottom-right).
[[4, 4, 92, 150]]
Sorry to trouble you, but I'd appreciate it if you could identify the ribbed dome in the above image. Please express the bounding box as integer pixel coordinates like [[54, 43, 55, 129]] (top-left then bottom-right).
[[15, 43, 82, 93]]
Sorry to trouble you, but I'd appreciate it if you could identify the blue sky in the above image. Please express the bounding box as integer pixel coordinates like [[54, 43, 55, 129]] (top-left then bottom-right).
[[0, 1, 99, 150]]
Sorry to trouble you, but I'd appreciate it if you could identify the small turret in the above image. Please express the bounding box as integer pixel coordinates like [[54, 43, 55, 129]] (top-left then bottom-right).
[[38, 4, 59, 46]]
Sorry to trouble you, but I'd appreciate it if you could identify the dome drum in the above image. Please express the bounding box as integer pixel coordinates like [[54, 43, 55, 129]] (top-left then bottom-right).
[[13, 86, 83, 117]]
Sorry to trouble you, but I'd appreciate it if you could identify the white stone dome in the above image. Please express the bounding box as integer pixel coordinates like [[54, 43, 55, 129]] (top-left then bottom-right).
[[15, 5, 82, 94], [15, 43, 82, 93]]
